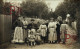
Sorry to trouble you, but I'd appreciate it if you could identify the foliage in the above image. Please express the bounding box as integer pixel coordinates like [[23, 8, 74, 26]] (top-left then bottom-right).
[[54, 0, 80, 20], [0, 0, 3, 14], [21, 0, 49, 19], [3, 2, 11, 15]]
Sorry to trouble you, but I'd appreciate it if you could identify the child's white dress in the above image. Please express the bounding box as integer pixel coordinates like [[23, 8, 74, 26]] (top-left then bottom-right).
[[28, 34, 35, 42]]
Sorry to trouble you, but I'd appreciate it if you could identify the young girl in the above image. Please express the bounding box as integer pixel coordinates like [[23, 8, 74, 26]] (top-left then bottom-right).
[[28, 30, 36, 46], [60, 20, 68, 44], [39, 23, 47, 43], [35, 29, 41, 45]]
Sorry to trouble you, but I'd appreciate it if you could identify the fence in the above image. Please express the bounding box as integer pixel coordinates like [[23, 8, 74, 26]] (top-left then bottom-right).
[[0, 14, 12, 44]]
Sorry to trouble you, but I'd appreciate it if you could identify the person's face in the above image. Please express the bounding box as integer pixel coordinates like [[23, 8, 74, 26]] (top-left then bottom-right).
[[46, 20, 49, 23], [31, 21, 34, 23], [24, 18, 26, 21], [50, 19, 53, 22]]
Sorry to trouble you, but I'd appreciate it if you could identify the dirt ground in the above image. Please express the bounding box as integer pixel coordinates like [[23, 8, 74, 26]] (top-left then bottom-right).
[[3, 43, 79, 49]]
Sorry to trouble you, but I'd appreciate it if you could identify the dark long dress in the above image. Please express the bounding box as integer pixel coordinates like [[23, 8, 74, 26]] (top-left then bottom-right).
[[27, 23, 38, 30], [45, 23, 49, 42], [56, 21, 62, 43]]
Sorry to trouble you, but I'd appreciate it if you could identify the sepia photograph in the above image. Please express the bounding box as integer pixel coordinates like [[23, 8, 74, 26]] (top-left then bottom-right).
[[0, 0, 80, 49]]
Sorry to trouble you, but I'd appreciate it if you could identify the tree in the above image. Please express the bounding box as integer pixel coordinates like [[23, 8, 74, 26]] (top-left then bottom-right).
[[0, 0, 3, 14], [21, 0, 49, 19], [54, 0, 79, 20], [3, 2, 11, 15], [54, 0, 80, 42]]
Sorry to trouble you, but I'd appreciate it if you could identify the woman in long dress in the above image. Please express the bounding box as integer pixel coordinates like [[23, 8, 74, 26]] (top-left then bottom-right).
[[39, 23, 47, 43], [56, 16, 63, 43], [12, 19, 24, 43], [48, 18, 57, 43]]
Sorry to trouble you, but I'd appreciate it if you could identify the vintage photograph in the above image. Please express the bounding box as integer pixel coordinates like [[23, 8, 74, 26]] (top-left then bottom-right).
[[0, 0, 80, 49]]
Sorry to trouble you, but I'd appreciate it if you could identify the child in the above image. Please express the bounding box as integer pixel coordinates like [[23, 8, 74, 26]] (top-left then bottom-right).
[[28, 30, 36, 46], [60, 20, 68, 44], [39, 23, 47, 43], [35, 29, 41, 45]]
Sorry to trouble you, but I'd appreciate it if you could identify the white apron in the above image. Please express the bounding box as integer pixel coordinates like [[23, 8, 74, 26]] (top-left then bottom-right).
[[12, 27, 24, 43], [39, 25, 47, 37]]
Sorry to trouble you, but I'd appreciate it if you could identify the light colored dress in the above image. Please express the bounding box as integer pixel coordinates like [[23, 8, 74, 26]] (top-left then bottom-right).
[[28, 34, 35, 42], [12, 27, 24, 43], [39, 24, 47, 37], [22, 20, 28, 40], [48, 22, 57, 41], [60, 24, 68, 42], [35, 32, 41, 41], [28, 29, 36, 42]]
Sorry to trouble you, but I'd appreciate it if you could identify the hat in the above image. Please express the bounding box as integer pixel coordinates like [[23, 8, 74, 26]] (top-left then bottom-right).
[[66, 14, 70, 17], [31, 19, 35, 21]]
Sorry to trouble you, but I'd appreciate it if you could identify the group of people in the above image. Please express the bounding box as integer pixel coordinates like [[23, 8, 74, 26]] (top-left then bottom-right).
[[12, 16, 69, 46]]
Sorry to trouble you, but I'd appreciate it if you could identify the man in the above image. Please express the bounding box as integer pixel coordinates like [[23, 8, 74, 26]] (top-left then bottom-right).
[[27, 19, 38, 31], [27, 19, 38, 45]]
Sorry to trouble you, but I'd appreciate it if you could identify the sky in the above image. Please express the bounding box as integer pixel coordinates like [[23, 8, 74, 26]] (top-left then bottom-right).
[[45, 0, 64, 11], [3, 0, 64, 12]]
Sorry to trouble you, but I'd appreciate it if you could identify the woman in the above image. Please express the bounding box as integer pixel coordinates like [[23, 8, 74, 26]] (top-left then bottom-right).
[[39, 22, 47, 43], [22, 17, 28, 41], [48, 18, 57, 43], [12, 19, 24, 43], [56, 16, 62, 43]]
